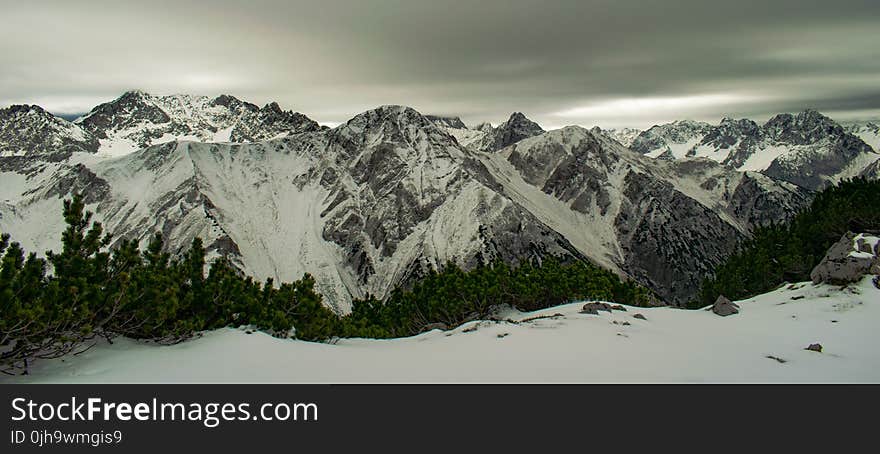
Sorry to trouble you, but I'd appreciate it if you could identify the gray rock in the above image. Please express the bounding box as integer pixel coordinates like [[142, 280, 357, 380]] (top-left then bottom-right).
[[632, 313, 647, 320], [581, 302, 613, 315], [712, 295, 740, 316], [805, 343, 823, 353], [810, 232, 879, 285]]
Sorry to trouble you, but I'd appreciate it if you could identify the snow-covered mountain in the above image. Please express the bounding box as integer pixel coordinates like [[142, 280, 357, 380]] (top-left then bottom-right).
[[631, 110, 879, 190], [1, 106, 587, 311], [0, 99, 829, 309], [479, 126, 809, 304], [76, 90, 322, 156], [0, 91, 323, 161], [630, 119, 713, 160], [0, 104, 98, 158]]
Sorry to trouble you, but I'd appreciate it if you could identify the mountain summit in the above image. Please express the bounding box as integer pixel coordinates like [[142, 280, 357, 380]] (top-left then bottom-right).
[[476, 112, 545, 152]]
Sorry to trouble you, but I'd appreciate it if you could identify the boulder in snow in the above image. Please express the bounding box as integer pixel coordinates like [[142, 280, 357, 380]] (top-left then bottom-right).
[[581, 302, 613, 315], [810, 232, 880, 285], [712, 295, 740, 317], [805, 343, 823, 353]]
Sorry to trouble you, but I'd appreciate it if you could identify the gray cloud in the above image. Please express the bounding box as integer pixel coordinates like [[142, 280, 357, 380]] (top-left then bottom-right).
[[1, 0, 878, 128]]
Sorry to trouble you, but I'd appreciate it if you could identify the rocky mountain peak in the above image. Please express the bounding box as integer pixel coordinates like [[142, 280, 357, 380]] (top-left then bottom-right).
[[328, 105, 460, 163], [210, 94, 256, 112], [706, 117, 760, 141], [337, 105, 435, 133], [61, 91, 324, 154], [476, 111, 544, 152], [4, 104, 48, 116], [77, 90, 170, 137], [504, 112, 542, 130], [263, 101, 283, 114], [763, 109, 843, 144]]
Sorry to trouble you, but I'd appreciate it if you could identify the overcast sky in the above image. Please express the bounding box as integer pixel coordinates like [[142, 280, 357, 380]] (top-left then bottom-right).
[[2, 0, 878, 128]]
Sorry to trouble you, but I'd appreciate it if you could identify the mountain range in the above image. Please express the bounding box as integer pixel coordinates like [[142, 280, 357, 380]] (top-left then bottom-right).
[[1, 91, 876, 309], [623, 112, 879, 190]]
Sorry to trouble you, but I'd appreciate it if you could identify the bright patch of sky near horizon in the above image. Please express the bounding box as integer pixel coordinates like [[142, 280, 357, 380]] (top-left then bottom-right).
[[1, 0, 878, 129]]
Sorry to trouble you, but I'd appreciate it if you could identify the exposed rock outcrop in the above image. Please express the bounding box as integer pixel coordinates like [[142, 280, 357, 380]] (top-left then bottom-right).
[[810, 232, 880, 285]]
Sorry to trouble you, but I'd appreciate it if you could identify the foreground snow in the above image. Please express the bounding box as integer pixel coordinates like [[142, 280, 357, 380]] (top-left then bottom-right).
[[6, 276, 880, 383]]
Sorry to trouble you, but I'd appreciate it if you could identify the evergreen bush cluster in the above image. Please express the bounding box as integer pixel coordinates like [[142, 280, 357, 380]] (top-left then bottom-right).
[[0, 196, 333, 374], [694, 178, 880, 308], [344, 258, 652, 338]]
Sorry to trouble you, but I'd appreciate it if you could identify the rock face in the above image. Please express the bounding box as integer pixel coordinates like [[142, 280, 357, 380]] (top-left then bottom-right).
[[810, 232, 880, 284], [712, 295, 740, 316], [859, 159, 880, 180], [630, 110, 879, 191]]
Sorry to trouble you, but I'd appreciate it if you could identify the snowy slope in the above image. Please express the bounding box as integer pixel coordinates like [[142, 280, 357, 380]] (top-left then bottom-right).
[[8, 274, 879, 383]]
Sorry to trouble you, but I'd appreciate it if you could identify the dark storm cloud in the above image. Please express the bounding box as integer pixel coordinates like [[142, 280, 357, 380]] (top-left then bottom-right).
[[1, 0, 878, 127]]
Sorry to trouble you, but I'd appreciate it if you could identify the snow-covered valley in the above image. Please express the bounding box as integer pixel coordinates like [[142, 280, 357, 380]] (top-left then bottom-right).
[[7, 275, 878, 383]]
